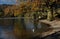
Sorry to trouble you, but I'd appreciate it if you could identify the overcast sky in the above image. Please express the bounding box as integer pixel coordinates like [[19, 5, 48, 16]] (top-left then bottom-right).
[[0, 0, 16, 4]]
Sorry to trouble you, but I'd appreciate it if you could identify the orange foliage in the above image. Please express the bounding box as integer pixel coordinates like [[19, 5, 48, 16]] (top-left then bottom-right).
[[4, 7, 10, 16], [31, 0, 41, 11], [3, 0, 42, 16]]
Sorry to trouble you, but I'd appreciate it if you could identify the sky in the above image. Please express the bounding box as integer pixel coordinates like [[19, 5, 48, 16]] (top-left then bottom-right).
[[0, 0, 16, 4]]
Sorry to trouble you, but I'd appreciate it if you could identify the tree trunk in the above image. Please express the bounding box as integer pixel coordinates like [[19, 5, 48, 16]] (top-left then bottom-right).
[[47, 9, 53, 21]]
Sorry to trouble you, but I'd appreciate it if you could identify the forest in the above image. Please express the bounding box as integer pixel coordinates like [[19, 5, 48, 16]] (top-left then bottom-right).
[[0, 0, 60, 39]]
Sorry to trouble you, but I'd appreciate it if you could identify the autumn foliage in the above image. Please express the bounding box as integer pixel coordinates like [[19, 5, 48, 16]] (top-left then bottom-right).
[[0, 0, 43, 17], [0, 0, 59, 38]]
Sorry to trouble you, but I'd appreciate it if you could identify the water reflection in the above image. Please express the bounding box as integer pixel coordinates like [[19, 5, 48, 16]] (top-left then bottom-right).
[[0, 17, 51, 39], [0, 26, 15, 39], [24, 16, 51, 33], [0, 19, 15, 39], [19, 16, 52, 39]]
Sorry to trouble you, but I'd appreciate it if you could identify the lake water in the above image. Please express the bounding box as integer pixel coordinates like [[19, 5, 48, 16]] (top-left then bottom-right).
[[0, 18, 51, 39], [0, 26, 15, 39], [0, 19, 15, 39]]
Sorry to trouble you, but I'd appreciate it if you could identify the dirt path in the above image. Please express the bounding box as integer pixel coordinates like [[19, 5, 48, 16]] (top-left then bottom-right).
[[40, 18, 60, 37]]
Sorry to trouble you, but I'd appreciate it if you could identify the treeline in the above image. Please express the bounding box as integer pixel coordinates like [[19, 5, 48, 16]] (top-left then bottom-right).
[[0, 0, 60, 20], [0, 0, 60, 38]]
